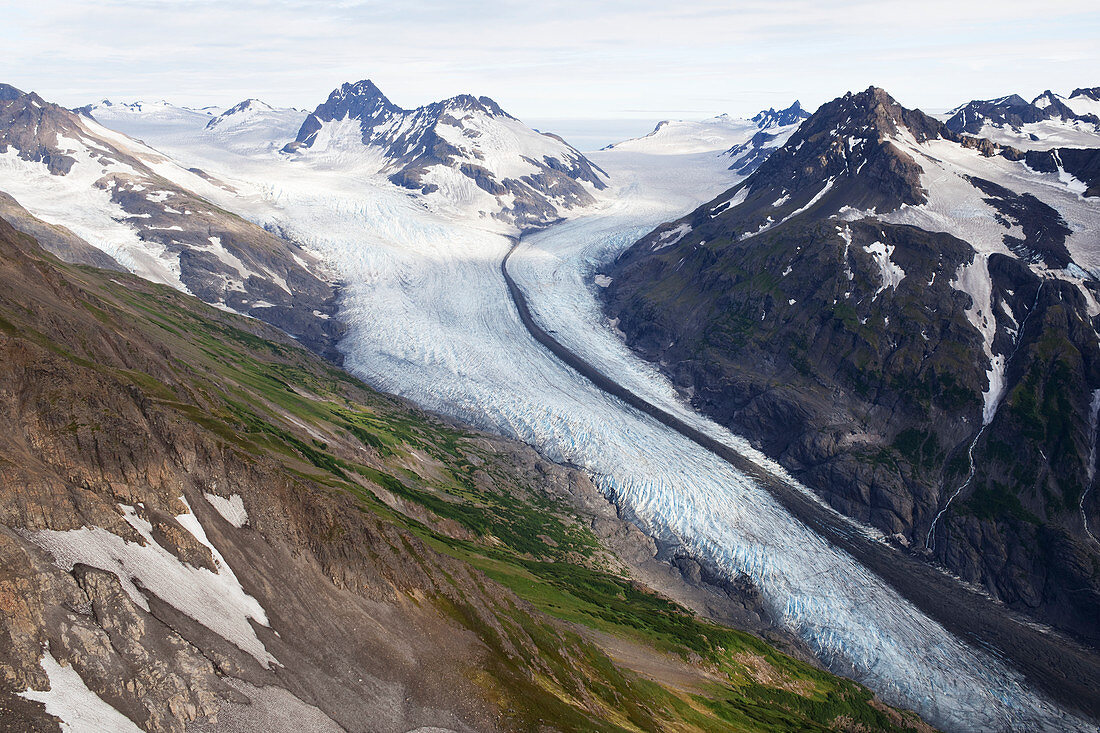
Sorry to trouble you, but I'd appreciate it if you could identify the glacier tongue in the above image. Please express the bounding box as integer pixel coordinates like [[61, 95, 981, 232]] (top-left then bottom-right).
[[84, 114, 1093, 732], [321, 155, 1081, 731]]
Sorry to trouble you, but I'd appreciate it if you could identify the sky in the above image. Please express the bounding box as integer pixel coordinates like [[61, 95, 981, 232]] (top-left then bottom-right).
[[2, 0, 1098, 147]]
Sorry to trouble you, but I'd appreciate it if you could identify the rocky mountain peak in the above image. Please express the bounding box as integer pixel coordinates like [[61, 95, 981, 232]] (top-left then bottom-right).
[[288, 79, 399, 149], [313, 79, 399, 123], [831, 86, 944, 141], [942, 90, 1092, 134], [1071, 86, 1100, 101], [751, 100, 809, 129], [284, 78, 606, 229], [0, 85, 87, 175], [718, 86, 941, 220]]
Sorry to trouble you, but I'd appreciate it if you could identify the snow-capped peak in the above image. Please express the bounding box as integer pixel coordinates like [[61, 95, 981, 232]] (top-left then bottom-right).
[[204, 98, 277, 130], [283, 78, 607, 230]]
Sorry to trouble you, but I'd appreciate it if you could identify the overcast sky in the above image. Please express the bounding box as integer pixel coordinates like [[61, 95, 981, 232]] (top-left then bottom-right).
[[3, 0, 1098, 128]]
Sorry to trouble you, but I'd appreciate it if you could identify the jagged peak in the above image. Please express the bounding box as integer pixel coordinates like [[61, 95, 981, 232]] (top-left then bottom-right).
[[713, 86, 941, 223], [752, 100, 810, 129], [332, 79, 390, 104], [309, 79, 400, 123], [1070, 86, 1100, 101]]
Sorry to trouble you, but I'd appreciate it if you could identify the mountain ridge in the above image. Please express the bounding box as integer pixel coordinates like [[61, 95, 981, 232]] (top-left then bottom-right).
[[602, 85, 1100, 644], [283, 78, 608, 230], [0, 82, 344, 360]]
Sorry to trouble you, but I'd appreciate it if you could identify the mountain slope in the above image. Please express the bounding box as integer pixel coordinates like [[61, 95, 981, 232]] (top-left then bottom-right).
[[283, 79, 608, 230], [0, 83, 342, 359], [602, 86, 1100, 643], [0, 216, 931, 732]]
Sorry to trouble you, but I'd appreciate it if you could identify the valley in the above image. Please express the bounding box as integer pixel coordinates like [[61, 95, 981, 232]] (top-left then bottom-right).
[[1, 78, 1098, 731]]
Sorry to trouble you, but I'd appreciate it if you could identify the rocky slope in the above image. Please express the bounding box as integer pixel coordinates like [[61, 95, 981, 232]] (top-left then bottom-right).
[[0, 216, 932, 732], [283, 80, 608, 230], [602, 86, 1100, 643], [0, 83, 343, 360]]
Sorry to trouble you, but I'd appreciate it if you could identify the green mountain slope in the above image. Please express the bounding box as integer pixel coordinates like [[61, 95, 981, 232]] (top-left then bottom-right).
[[0, 214, 932, 732]]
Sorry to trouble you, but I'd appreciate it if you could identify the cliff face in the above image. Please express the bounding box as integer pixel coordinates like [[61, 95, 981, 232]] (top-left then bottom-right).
[[604, 87, 1100, 644], [0, 217, 928, 732]]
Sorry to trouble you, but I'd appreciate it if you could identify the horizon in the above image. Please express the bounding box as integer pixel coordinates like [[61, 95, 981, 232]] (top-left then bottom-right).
[[5, 75, 1092, 152], [4, 0, 1096, 125]]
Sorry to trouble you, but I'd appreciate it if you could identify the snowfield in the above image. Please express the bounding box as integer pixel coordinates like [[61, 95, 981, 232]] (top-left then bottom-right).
[[55, 105, 1097, 731]]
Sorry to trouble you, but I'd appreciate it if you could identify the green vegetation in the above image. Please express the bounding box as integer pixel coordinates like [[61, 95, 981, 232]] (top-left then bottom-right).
[[1, 246, 930, 732]]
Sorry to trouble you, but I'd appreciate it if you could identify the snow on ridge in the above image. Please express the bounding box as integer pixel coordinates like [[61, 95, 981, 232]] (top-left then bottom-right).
[[740, 177, 836, 241], [606, 115, 761, 155], [652, 222, 692, 251], [0, 139, 188, 291]]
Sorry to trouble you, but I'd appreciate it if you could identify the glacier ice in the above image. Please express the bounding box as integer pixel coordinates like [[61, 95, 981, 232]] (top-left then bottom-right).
[[79, 113, 1094, 731]]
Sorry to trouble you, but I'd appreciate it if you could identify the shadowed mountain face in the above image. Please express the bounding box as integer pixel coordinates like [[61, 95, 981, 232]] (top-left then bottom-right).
[[603, 86, 1100, 643], [751, 100, 811, 130], [284, 79, 608, 230], [944, 87, 1100, 149], [0, 216, 931, 732]]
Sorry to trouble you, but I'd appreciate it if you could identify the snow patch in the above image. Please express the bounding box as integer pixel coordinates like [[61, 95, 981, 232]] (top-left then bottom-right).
[[29, 501, 276, 667], [863, 241, 906, 297], [19, 651, 142, 733], [204, 492, 249, 528], [652, 223, 691, 251]]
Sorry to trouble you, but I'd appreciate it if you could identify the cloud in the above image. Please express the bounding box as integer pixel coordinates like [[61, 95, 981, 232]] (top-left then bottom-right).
[[4, 0, 1098, 120]]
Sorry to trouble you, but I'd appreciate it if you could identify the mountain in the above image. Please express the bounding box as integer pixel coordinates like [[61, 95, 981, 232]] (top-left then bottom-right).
[[205, 98, 274, 129], [945, 87, 1100, 150], [200, 98, 309, 155], [597, 103, 808, 190], [84, 96, 308, 159], [603, 102, 809, 168], [0, 84, 342, 359], [0, 215, 932, 732], [282, 79, 608, 230], [751, 100, 811, 129], [601, 86, 1100, 643]]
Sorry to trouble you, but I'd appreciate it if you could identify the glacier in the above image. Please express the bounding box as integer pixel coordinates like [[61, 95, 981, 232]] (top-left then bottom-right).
[[76, 108, 1094, 731]]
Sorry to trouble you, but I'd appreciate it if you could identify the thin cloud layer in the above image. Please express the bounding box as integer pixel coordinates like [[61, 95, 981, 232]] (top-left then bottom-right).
[[3, 0, 1098, 120]]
